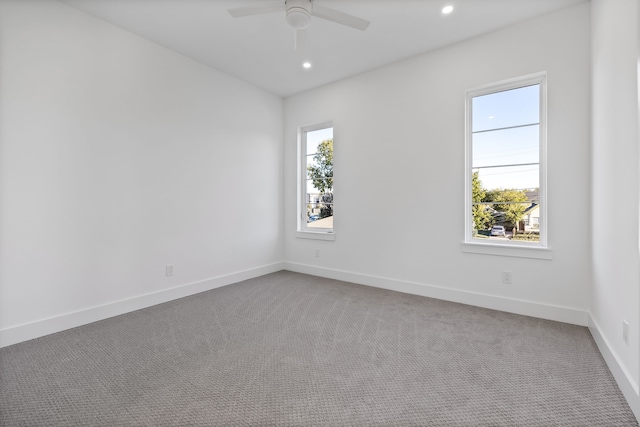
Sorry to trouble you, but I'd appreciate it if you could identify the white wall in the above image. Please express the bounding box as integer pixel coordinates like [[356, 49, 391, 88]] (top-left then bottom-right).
[[0, 0, 284, 346], [590, 0, 640, 416], [284, 4, 592, 324]]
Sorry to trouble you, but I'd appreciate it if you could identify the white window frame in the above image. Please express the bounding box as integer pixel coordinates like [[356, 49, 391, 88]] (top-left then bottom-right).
[[297, 121, 335, 241], [462, 73, 550, 259]]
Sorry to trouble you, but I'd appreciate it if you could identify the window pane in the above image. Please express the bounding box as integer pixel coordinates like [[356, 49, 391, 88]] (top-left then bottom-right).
[[305, 200, 333, 224], [306, 128, 333, 154], [306, 154, 319, 170], [468, 78, 545, 246], [474, 164, 539, 191], [306, 132, 333, 194], [302, 124, 333, 233], [472, 84, 539, 132], [473, 125, 539, 169], [306, 178, 332, 194], [471, 201, 540, 242]]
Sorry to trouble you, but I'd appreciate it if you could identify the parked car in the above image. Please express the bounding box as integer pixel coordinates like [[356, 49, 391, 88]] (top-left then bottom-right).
[[490, 225, 506, 236], [308, 215, 320, 222]]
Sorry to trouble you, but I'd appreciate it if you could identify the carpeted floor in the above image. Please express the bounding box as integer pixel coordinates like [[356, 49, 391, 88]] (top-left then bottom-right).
[[0, 271, 637, 426]]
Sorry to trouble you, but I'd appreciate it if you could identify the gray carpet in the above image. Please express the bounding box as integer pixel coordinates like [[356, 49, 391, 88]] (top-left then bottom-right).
[[0, 271, 637, 426]]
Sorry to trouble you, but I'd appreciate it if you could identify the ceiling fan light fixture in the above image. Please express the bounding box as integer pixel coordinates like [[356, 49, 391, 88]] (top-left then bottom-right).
[[286, 7, 311, 29]]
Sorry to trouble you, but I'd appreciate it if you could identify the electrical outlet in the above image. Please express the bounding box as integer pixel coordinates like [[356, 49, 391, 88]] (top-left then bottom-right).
[[166, 264, 174, 277], [315, 249, 320, 258], [501, 271, 512, 284], [623, 320, 629, 344]]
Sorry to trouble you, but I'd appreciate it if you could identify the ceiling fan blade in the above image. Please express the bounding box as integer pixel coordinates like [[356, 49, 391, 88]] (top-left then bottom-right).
[[294, 28, 307, 50], [311, 4, 370, 31], [228, 3, 285, 18]]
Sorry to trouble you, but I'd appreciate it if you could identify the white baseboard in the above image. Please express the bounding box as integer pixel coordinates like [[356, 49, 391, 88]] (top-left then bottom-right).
[[283, 262, 588, 326], [0, 262, 285, 348], [588, 314, 640, 421]]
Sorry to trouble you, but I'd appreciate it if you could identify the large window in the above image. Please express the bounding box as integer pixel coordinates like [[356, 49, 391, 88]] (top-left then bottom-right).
[[465, 73, 547, 250], [299, 123, 333, 236]]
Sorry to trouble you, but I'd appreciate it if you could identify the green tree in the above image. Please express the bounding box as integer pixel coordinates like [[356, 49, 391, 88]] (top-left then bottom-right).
[[319, 192, 333, 218], [307, 139, 333, 193], [484, 188, 528, 230], [307, 139, 333, 218], [472, 172, 493, 232]]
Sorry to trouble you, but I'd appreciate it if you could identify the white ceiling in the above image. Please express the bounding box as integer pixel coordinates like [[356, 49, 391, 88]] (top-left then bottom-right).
[[60, 0, 587, 97]]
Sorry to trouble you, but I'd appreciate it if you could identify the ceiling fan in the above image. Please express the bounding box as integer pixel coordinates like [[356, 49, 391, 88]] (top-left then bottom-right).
[[227, 0, 370, 50]]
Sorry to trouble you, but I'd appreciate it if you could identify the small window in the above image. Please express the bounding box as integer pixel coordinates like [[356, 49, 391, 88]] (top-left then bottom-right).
[[299, 123, 333, 236], [465, 73, 547, 249]]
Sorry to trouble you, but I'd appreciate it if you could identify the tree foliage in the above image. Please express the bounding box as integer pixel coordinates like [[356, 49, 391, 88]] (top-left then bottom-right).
[[307, 139, 333, 194], [471, 172, 493, 231], [472, 172, 530, 232], [319, 192, 333, 219], [484, 188, 529, 230], [307, 139, 333, 218]]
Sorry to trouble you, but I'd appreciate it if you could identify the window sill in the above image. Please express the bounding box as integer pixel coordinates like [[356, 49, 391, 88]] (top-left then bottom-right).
[[461, 241, 552, 260], [296, 230, 335, 241]]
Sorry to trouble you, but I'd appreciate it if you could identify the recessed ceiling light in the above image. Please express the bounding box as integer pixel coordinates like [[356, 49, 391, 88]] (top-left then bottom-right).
[[442, 5, 454, 15], [302, 61, 312, 69]]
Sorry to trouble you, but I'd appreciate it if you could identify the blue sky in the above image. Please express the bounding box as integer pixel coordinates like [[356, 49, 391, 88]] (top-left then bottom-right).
[[472, 84, 540, 191]]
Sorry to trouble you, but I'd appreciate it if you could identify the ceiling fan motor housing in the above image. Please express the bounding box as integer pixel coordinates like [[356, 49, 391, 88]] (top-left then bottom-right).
[[285, 0, 312, 29]]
